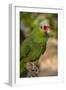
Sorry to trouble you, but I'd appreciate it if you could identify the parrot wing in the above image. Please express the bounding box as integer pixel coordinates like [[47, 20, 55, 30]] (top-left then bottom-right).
[[20, 38, 31, 60], [26, 42, 43, 62], [20, 58, 27, 76]]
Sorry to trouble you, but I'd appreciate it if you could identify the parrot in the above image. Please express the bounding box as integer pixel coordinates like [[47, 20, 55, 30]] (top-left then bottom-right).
[[20, 18, 50, 77]]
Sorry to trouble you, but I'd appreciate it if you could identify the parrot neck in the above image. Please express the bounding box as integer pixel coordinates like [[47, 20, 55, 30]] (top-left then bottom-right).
[[30, 28, 47, 43]]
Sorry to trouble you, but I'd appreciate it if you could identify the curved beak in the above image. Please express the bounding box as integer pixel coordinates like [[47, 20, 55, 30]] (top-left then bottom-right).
[[45, 29, 50, 37]]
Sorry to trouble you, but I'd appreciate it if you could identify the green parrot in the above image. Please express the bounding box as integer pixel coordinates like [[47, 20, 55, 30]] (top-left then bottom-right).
[[20, 19, 50, 77]]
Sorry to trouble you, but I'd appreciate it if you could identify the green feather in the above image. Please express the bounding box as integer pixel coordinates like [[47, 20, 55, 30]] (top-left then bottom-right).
[[20, 27, 48, 76]]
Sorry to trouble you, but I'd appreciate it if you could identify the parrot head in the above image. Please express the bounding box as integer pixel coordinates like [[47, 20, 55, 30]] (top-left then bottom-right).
[[39, 18, 50, 36]]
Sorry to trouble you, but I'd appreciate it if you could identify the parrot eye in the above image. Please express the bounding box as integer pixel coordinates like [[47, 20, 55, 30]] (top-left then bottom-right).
[[40, 26, 42, 29], [44, 26, 49, 31]]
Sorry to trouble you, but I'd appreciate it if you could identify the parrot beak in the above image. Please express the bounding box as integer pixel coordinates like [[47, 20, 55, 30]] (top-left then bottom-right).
[[42, 25, 50, 37], [45, 29, 50, 37]]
